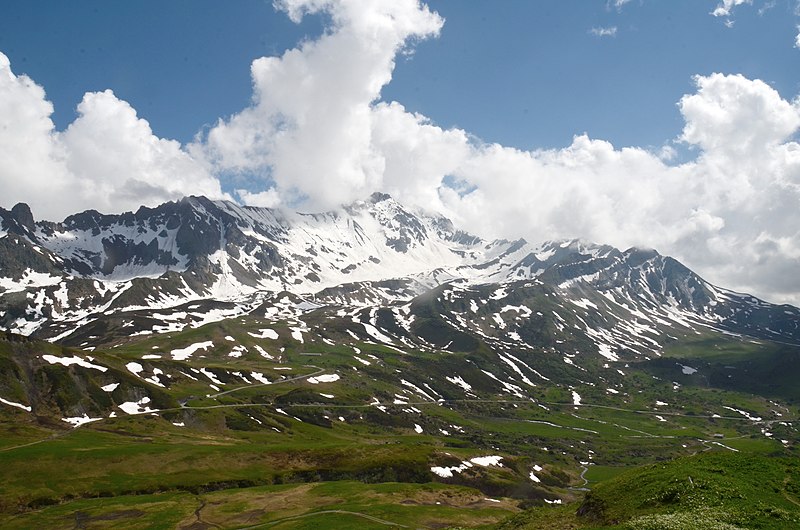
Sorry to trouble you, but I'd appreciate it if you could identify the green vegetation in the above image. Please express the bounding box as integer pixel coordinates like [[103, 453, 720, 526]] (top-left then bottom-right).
[[0, 317, 798, 528], [647, 335, 800, 402], [500, 452, 800, 529]]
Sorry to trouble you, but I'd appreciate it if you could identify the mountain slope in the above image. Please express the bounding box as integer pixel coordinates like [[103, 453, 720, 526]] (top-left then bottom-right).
[[0, 193, 797, 358]]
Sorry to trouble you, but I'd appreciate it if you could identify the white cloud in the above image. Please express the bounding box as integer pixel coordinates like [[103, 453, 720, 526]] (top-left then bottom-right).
[[795, 25, 800, 48], [237, 188, 281, 208], [60, 90, 225, 214], [607, 0, 633, 11], [371, 101, 471, 210], [0, 52, 226, 221], [0, 52, 71, 218], [758, 1, 776, 16], [589, 26, 618, 37], [431, 73, 800, 305], [679, 74, 800, 156], [197, 0, 444, 211], [711, 0, 752, 18]]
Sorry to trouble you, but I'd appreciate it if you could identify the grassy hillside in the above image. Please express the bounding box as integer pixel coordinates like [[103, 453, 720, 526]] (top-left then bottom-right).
[[498, 451, 800, 529], [0, 316, 798, 529]]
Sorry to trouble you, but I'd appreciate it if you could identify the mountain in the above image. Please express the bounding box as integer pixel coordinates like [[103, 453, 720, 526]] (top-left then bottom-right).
[[2, 195, 800, 528], [0, 193, 797, 354]]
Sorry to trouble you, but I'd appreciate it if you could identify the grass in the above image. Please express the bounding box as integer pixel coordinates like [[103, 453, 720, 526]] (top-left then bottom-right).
[[2, 319, 800, 528], [498, 452, 800, 529], [0, 481, 515, 530], [0, 491, 196, 530], [582, 466, 629, 485], [647, 334, 800, 403]]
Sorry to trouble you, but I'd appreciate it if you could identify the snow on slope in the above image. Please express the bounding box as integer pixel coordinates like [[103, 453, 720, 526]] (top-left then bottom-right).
[[1, 193, 798, 349]]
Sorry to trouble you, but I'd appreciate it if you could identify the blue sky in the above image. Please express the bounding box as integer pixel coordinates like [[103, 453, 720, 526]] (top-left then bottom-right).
[[2, 0, 798, 151], [0, 1, 320, 142], [1, 0, 800, 305]]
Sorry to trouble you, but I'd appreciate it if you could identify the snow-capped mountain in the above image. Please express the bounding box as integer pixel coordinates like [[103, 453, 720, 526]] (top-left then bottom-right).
[[0, 193, 798, 355]]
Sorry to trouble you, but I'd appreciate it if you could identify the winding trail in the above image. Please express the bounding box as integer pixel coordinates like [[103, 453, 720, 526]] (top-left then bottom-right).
[[0, 429, 73, 452], [190, 497, 222, 530], [3, 393, 794, 455], [204, 365, 325, 399], [568, 465, 591, 492]]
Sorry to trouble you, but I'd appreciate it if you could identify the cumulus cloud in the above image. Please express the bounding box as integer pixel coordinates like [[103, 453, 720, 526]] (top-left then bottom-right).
[[679, 74, 800, 155], [198, 0, 443, 210], [589, 26, 618, 37], [0, 52, 226, 221], [236, 188, 282, 208], [0, 53, 71, 218], [60, 90, 225, 213], [796, 25, 800, 48]]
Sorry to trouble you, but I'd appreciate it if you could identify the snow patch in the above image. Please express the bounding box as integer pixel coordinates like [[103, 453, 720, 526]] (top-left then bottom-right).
[[470, 455, 504, 467], [0, 397, 31, 412], [62, 414, 103, 428], [126, 362, 144, 375], [118, 396, 158, 415], [170, 341, 214, 361], [249, 328, 279, 340], [446, 375, 472, 392], [250, 372, 271, 384], [254, 345, 274, 359], [42, 354, 108, 372], [307, 373, 340, 384]]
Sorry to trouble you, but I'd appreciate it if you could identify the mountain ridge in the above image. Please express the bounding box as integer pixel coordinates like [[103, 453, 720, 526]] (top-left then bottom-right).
[[0, 194, 798, 353]]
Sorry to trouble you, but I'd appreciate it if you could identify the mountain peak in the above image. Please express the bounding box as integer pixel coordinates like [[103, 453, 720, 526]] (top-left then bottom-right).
[[369, 191, 393, 204], [623, 246, 661, 263], [10, 203, 35, 232]]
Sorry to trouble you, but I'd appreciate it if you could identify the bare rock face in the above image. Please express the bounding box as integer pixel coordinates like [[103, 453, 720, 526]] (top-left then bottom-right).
[[10, 203, 35, 232]]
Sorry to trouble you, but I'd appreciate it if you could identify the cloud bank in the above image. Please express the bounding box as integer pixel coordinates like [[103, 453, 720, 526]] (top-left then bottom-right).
[[0, 54, 226, 218], [1, 0, 799, 306]]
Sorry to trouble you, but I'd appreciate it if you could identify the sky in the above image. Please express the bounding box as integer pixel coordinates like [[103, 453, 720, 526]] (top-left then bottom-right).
[[1, 0, 799, 306]]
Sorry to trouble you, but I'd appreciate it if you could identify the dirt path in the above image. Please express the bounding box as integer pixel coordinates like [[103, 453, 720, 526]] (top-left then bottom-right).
[[205, 366, 325, 399], [0, 428, 71, 452], [568, 465, 591, 492], [782, 477, 800, 508]]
